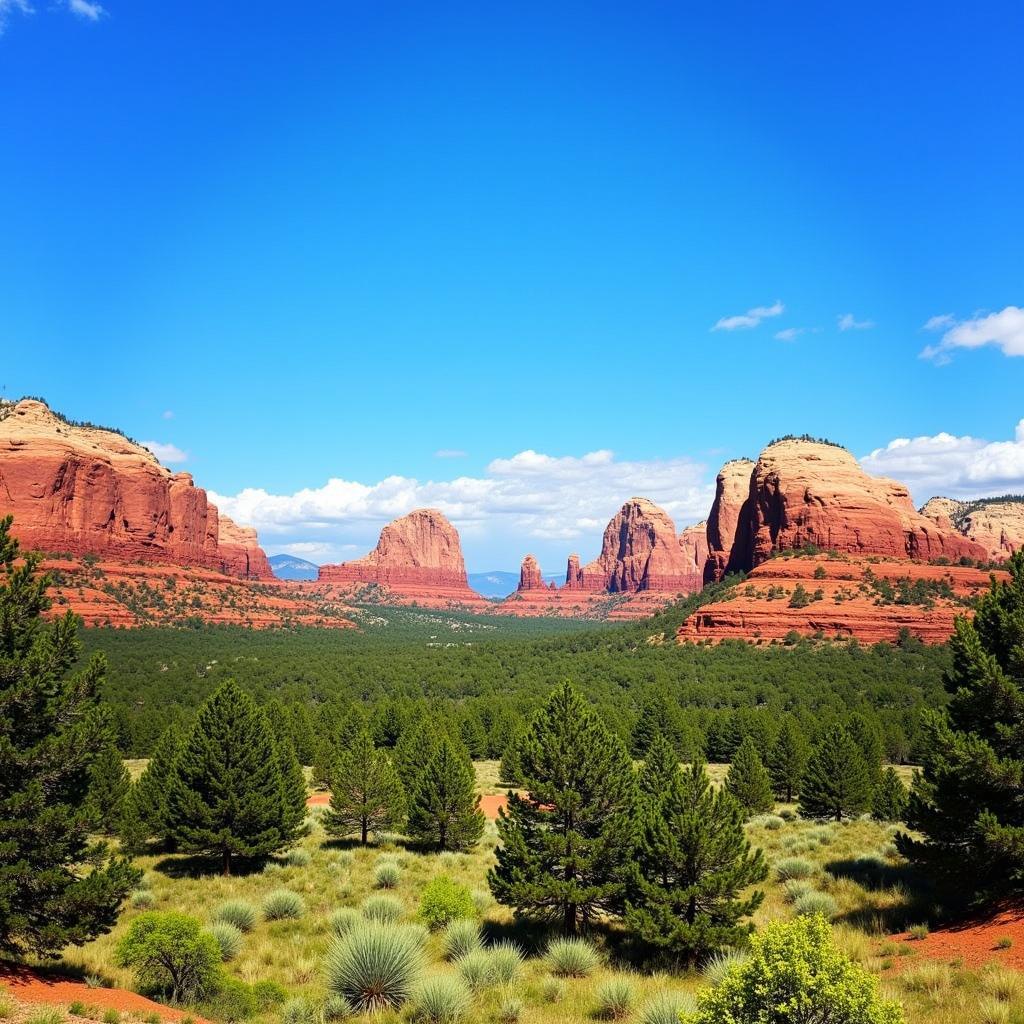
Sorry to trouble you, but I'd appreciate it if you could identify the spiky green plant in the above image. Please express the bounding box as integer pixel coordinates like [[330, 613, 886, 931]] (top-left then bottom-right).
[[286, 848, 311, 868], [638, 992, 698, 1024], [206, 922, 243, 961], [442, 919, 482, 962], [375, 861, 402, 889], [361, 894, 404, 924], [455, 949, 493, 992], [701, 949, 751, 986], [213, 900, 258, 932], [324, 923, 425, 1013], [487, 940, 525, 985], [329, 908, 362, 938], [263, 889, 306, 921], [544, 937, 600, 978], [321, 994, 354, 1021], [594, 978, 635, 1020], [794, 891, 839, 919], [408, 974, 472, 1024], [774, 856, 815, 881], [280, 997, 316, 1024]]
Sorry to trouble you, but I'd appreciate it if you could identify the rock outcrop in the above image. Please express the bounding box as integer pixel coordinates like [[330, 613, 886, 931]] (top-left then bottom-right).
[[517, 554, 549, 592], [679, 520, 709, 577], [920, 496, 1024, 561], [705, 459, 755, 582], [0, 398, 271, 579], [318, 508, 486, 606]]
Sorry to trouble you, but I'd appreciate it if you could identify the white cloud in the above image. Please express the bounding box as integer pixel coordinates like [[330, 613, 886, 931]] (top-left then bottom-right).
[[712, 300, 784, 331], [861, 420, 1024, 501], [920, 306, 1024, 362], [162, 409, 175, 420], [923, 314, 955, 332], [142, 440, 188, 465], [838, 313, 875, 331], [0, 0, 32, 33], [209, 448, 715, 571], [434, 449, 467, 459], [68, 0, 103, 19], [775, 327, 807, 341]]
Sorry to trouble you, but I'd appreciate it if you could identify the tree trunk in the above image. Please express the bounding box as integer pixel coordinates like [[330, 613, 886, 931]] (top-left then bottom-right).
[[564, 901, 577, 935], [223, 848, 231, 876], [361, 820, 368, 844]]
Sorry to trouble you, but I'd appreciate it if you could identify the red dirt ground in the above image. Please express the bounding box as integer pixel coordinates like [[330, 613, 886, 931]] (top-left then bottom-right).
[[886, 902, 1024, 971], [0, 965, 206, 1023], [306, 792, 509, 818]]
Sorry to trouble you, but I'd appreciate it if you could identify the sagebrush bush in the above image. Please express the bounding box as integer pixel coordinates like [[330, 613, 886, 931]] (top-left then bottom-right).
[[409, 974, 472, 1024], [470, 888, 492, 914], [638, 992, 698, 1024], [540, 977, 566, 1003], [783, 879, 815, 904], [774, 856, 815, 881], [325, 923, 425, 1013], [544, 937, 600, 978], [455, 949, 493, 992], [213, 900, 258, 932], [330, 908, 362, 937], [280, 997, 315, 1024], [594, 978, 635, 1020], [321, 994, 354, 1021], [442, 919, 482, 962], [286, 848, 311, 868], [496, 996, 523, 1024], [487, 940, 525, 984], [701, 949, 751, 986], [794, 891, 838, 919], [131, 889, 155, 909], [206, 922, 244, 961], [362, 894, 404, 924], [375, 861, 402, 889], [263, 889, 306, 921], [749, 814, 786, 831], [418, 875, 475, 930]]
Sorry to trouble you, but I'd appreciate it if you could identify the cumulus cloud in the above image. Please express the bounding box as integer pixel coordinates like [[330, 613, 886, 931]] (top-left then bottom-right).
[[774, 327, 812, 341], [920, 306, 1024, 362], [68, 0, 103, 19], [434, 448, 467, 459], [142, 440, 188, 465], [861, 421, 1024, 501], [712, 300, 784, 331], [209, 449, 715, 570], [838, 313, 875, 331]]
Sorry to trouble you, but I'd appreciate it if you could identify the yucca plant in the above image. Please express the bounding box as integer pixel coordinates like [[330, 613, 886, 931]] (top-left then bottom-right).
[[408, 974, 472, 1024], [330, 908, 362, 937], [594, 978, 635, 1020], [544, 937, 600, 978], [442, 919, 482, 962], [487, 941, 524, 985], [637, 992, 698, 1024], [280, 997, 316, 1024], [375, 861, 402, 889], [325, 923, 425, 1013], [794, 891, 839, 919], [455, 949, 493, 992], [700, 949, 750, 986], [774, 856, 815, 881], [206, 922, 244, 961], [213, 899, 258, 932], [263, 889, 306, 921], [362, 894, 404, 924], [540, 977, 565, 1003], [782, 879, 814, 904]]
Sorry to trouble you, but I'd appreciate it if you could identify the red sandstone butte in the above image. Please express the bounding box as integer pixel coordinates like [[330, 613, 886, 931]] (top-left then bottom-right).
[[318, 508, 487, 606], [705, 458, 755, 582], [920, 496, 1024, 562], [517, 554, 550, 591], [0, 398, 271, 579]]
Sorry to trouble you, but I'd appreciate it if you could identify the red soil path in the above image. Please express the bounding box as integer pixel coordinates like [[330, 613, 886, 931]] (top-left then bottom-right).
[[0, 965, 206, 1023], [306, 792, 509, 818], [887, 903, 1024, 971]]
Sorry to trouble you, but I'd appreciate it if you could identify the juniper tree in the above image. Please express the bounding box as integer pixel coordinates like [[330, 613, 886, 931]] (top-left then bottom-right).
[[767, 716, 809, 802], [119, 721, 183, 852], [901, 553, 1024, 898], [324, 728, 405, 844], [407, 735, 485, 851], [726, 736, 774, 817], [488, 681, 638, 934], [0, 516, 138, 957], [85, 738, 131, 835], [639, 732, 680, 802], [625, 761, 767, 964], [163, 680, 301, 874], [872, 766, 908, 823], [799, 726, 873, 822]]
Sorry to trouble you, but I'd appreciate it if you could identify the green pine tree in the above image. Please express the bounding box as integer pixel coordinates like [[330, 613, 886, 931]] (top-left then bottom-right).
[[0, 516, 138, 958], [767, 717, 810, 802], [393, 716, 440, 794], [726, 736, 774, 816], [324, 729, 405, 844], [639, 733, 680, 802], [407, 735, 485, 851], [625, 761, 767, 964], [85, 738, 131, 835], [119, 721, 184, 852], [277, 736, 309, 841], [488, 681, 638, 934], [163, 680, 299, 874], [901, 553, 1024, 899], [847, 712, 884, 792], [498, 728, 525, 787], [872, 766, 908, 823], [799, 726, 873, 822]]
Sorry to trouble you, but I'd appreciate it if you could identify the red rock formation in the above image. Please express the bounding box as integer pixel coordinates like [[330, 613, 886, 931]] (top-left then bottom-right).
[[517, 554, 548, 591], [679, 521, 708, 576], [0, 399, 271, 579], [563, 553, 589, 590], [920, 496, 1024, 561], [705, 459, 755, 582], [318, 508, 487, 606]]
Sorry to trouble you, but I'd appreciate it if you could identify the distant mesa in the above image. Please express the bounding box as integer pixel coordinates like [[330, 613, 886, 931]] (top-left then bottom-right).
[[0, 397, 271, 579], [920, 495, 1024, 562], [268, 553, 320, 581]]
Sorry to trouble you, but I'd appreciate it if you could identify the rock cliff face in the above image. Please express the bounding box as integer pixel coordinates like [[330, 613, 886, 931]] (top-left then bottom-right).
[[705, 459, 755, 582], [0, 398, 271, 579], [318, 508, 486, 604], [679, 521, 709, 576], [920, 496, 1024, 561], [517, 554, 549, 592]]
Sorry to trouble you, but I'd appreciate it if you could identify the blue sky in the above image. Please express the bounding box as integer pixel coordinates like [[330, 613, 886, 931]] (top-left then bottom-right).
[[2, 2, 1023, 570]]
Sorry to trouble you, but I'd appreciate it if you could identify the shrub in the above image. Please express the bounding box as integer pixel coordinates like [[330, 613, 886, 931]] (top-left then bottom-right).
[[594, 978, 635, 1020], [908, 924, 929, 941], [418, 875, 475, 930], [487, 941, 525, 984], [774, 856, 816, 881], [996, 936, 1014, 950], [67, 1003, 86, 1018], [213, 900, 258, 932], [409, 975, 472, 1024], [749, 814, 785, 831], [325, 923, 425, 1012], [544, 937, 600, 978], [375, 861, 402, 889], [280, 997, 315, 1024], [783, 879, 815, 903], [114, 911, 222, 1003], [206, 922, 244, 961], [685, 915, 904, 1024], [329, 908, 362, 937], [131, 889, 155, 910], [455, 949, 493, 992], [252, 980, 288, 1011], [540, 977, 565, 1003], [102, 1011, 120, 1024], [470, 888, 492, 914], [496, 996, 523, 1024], [286, 848, 311, 868], [263, 890, 306, 921], [639, 992, 698, 1024], [26, 1012, 65, 1024], [795, 892, 839, 920], [442, 919, 482, 962], [701, 949, 751, 986], [0, 992, 16, 1020], [362, 894, 404, 924], [322, 993, 354, 1021]]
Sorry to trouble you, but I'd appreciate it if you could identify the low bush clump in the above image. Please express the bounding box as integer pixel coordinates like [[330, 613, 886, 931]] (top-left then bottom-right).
[[594, 978, 635, 1019], [206, 922, 244, 962], [280, 997, 316, 1024], [907, 923, 929, 941], [794, 891, 839, 920], [774, 856, 816, 881], [330, 908, 362, 937], [263, 889, 306, 921], [540, 978, 566, 1003], [408, 975, 472, 1024], [321, 993, 354, 1021], [442, 919, 482, 962], [131, 890, 155, 910], [496, 996, 523, 1024], [213, 900, 258, 933], [749, 814, 786, 831], [418, 876, 475, 930], [487, 941, 525, 985], [286, 848, 311, 868], [638, 992, 698, 1024], [544, 937, 600, 978], [362, 894, 404, 924], [701, 950, 751, 986], [455, 949, 493, 992], [325, 923, 425, 1013], [375, 861, 402, 889]]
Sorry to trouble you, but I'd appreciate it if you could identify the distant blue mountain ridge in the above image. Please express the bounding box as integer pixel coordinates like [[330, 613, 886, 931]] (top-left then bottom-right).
[[268, 554, 320, 581]]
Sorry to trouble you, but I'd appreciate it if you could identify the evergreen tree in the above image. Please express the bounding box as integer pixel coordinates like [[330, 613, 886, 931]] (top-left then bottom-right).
[[800, 726, 873, 822], [498, 728, 525, 787], [393, 716, 440, 794], [726, 736, 774, 816], [901, 554, 1024, 898], [85, 739, 131, 835], [120, 721, 183, 852], [872, 767, 908, 823], [632, 693, 677, 756], [276, 737, 309, 841], [767, 717, 810, 802], [459, 708, 488, 759], [0, 516, 138, 957], [639, 733, 679, 802], [163, 680, 300, 874], [488, 681, 638, 934], [847, 712, 884, 792], [625, 761, 767, 964], [324, 729, 405, 844], [407, 735, 485, 851]]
